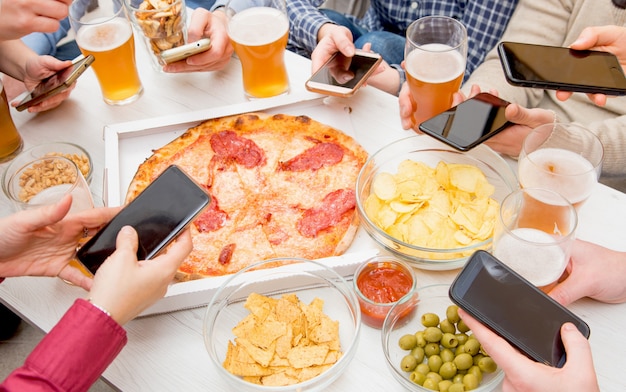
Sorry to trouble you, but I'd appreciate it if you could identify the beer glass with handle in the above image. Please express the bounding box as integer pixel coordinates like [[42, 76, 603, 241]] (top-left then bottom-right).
[[492, 188, 577, 293], [224, 0, 290, 99], [518, 122, 604, 211], [69, 0, 144, 105], [0, 80, 24, 163], [404, 16, 467, 128]]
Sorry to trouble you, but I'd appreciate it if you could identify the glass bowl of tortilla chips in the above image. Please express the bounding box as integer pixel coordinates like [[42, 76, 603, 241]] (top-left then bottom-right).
[[356, 135, 518, 271], [203, 258, 361, 391]]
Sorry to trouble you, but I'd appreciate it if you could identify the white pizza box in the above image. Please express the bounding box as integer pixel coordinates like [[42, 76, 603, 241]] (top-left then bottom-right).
[[102, 93, 380, 316]]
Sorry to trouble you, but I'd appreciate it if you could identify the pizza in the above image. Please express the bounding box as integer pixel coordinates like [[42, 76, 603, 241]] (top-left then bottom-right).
[[125, 112, 368, 281]]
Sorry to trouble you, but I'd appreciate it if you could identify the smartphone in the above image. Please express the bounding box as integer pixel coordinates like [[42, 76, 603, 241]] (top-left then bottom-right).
[[160, 38, 212, 64], [449, 250, 590, 368], [498, 41, 626, 95], [305, 50, 382, 97], [76, 165, 210, 275], [418, 92, 512, 151], [16, 55, 95, 111]]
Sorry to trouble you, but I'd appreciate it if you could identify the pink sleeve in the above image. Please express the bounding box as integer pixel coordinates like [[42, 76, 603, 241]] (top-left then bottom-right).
[[1, 299, 127, 392]]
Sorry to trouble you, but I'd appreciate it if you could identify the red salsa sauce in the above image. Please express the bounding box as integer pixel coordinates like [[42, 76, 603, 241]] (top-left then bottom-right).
[[355, 262, 414, 328]]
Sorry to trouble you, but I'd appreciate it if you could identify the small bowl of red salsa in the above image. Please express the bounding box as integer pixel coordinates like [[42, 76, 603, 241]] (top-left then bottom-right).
[[353, 256, 417, 328]]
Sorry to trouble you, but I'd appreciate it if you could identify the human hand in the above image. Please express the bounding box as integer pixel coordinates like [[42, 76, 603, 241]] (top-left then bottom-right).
[[164, 8, 233, 73], [556, 25, 626, 105], [549, 239, 626, 306], [0, 194, 119, 289], [11, 55, 75, 113], [311, 24, 354, 74], [458, 309, 599, 392], [88, 226, 192, 325], [399, 81, 417, 130], [0, 0, 72, 40]]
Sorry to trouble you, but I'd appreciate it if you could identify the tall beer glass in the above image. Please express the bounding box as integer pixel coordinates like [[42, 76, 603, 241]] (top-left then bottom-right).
[[0, 80, 23, 163], [519, 123, 604, 210], [69, 0, 144, 105], [493, 188, 577, 293], [225, 0, 290, 99], [404, 16, 467, 128]]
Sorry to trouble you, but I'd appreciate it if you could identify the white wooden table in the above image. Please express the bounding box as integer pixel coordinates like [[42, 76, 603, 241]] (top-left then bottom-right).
[[1, 37, 626, 391]]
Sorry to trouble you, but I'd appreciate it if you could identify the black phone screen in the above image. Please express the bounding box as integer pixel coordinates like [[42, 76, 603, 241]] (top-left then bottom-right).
[[499, 42, 626, 93], [76, 165, 210, 274], [418, 93, 511, 151], [308, 52, 380, 88], [449, 250, 590, 368]]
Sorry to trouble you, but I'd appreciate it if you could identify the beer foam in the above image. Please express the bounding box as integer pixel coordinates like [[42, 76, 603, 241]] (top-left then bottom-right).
[[228, 7, 289, 46], [405, 44, 465, 83], [76, 17, 132, 52], [519, 147, 596, 205], [493, 228, 566, 287]]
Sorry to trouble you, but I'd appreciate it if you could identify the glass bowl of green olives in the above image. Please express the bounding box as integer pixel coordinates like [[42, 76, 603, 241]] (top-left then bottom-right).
[[381, 284, 504, 391]]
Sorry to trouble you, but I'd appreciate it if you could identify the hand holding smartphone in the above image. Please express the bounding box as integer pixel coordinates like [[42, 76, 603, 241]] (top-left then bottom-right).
[[16, 55, 95, 112], [418, 92, 512, 151], [76, 165, 210, 275], [305, 50, 382, 97], [449, 250, 590, 368], [498, 41, 626, 95], [160, 38, 212, 64]]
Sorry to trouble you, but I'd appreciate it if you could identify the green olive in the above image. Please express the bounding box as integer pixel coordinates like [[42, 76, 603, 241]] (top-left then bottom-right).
[[467, 365, 482, 384], [457, 319, 470, 333], [448, 383, 466, 392], [440, 319, 456, 334], [410, 370, 427, 386], [440, 348, 455, 363], [422, 378, 439, 391], [416, 363, 431, 375], [428, 355, 443, 373], [455, 333, 469, 345], [439, 361, 457, 380], [454, 353, 474, 371], [422, 312, 440, 327], [424, 342, 441, 357], [462, 339, 480, 356], [401, 354, 418, 372], [410, 346, 426, 363], [462, 373, 479, 390], [452, 374, 464, 384], [426, 371, 443, 383], [441, 332, 458, 349], [415, 330, 427, 347], [399, 334, 418, 350], [446, 305, 460, 324], [424, 327, 443, 343], [439, 380, 454, 392], [472, 353, 485, 366], [478, 356, 498, 373]]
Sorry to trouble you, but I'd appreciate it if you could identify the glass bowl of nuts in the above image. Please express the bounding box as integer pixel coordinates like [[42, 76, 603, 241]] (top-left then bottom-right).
[[1, 142, 92, 199]]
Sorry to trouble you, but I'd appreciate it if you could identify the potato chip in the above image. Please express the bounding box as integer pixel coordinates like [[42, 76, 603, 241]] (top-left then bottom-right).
[[365, 159, 500, 258], [223, 293, 342, 386]]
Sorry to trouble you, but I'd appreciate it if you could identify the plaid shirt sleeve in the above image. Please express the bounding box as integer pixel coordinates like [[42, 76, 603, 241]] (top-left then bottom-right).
[[287, 0, 333, 56], [459, 0, 518, 80]]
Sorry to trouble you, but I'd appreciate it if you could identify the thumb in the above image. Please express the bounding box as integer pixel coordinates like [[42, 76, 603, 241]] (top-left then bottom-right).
[[115, 225, 139, 256], [19, 193, 72, 231], [548, 275, 584, 307], [505, 103, 554, 128], [569, 27, 596, 49], [560, 323, 593, 368]]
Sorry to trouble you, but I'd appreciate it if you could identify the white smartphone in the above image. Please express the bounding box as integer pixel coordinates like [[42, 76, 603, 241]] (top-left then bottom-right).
[[305, 50, 382, 97], [160, 38, 212, 64]]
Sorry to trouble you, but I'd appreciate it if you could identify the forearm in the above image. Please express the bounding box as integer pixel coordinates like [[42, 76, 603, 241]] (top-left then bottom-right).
[[287, 0, 330, 55], [0, 40, 38, 81], [1, 299, 127, 391]]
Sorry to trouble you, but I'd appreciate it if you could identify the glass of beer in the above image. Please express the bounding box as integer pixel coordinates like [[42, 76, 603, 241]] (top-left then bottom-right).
[[225, 0, 290, 99], [493, 188, 577, 293], [69, 0, 144, 105], [0, 80, 24, 163], [404, 16, 467, 128], [518, 122, 604, 210]]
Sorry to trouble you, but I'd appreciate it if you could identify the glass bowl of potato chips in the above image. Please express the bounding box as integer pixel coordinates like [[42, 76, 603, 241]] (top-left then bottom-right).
[[356, 135, 518, 270], [203, 258, 361, 392], [382, 284, 504, 391]]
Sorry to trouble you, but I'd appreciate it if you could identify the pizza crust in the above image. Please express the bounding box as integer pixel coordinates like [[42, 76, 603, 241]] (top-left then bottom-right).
[[126, 112, 368, 281]]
